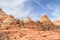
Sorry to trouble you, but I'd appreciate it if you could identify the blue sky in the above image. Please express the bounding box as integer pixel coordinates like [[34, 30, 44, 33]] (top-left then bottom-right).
[[0, 0, 60, 21]]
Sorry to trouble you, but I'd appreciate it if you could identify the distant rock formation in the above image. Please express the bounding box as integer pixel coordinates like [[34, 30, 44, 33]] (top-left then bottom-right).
[[3, 15, 17, 24], [1, 15, 20, 29], [23, 17, 32, 23], [23, 21, 43, 31], [0, 8, 60, 40], [39, 15, 55, 30], [22, 17, 42, 31], [53, 21, 60, 26]]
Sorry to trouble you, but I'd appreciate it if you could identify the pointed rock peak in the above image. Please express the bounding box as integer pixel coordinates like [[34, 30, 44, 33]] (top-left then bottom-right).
[[41, 15, 48, 19], [24, 17, 31, 21], [40, 14, 50, 22], [41, 12, 48, 19], [0, 8, 7, 15], [40, 12, 49, 20], [23, 17, 32, 23]]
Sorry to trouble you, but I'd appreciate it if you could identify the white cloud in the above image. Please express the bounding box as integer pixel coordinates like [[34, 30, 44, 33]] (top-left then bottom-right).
[[0, 0, 32, 19]]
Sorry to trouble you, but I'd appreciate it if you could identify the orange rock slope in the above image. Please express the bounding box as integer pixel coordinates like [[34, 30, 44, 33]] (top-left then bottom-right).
[[0, 8, 60, 40], [53, 21, 60, 26]]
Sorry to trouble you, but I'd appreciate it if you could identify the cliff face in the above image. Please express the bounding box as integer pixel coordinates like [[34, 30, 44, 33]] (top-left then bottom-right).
[[0, 8, 60, 40]]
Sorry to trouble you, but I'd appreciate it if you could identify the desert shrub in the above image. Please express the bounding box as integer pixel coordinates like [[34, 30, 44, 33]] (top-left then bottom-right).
[[42, 26, 51, 30], [20, 35, 23, 37], [0, 32, 5, 40], [42, 26, 46, 31], [47, 27, 50, 30], [0, 32, 10, 40], [20, 22, 24, 28], [0, 24, 1, 27], [6, 28, 9, 30], [55, 26, 60, 29], [6, 35, 10, 40], [37, 21, 42, 24], [0, 22, 2, 27]]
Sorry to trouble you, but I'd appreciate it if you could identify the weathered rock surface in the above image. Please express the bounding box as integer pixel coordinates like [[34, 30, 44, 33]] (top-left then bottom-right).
[[39, 15, 55, 30], [0, 9, 8, 22], [53, 21, 60, 26], [23, 17, 32, 23], [0, 8, 60, 40]]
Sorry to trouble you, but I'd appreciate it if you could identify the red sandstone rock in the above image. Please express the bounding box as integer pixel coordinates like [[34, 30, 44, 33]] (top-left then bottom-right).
[[0, 8, 60, 40], [53, 20, 60, 26], [0, 9, 7, 22], [39, 15, 55, 30], [23, 21, 43, 31], [23, 17, 32, 23]]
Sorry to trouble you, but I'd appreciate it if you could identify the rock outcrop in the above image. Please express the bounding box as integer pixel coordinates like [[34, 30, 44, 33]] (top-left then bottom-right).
[[53, 21, 60, 29], [0, 9, 7, 22], [23, 21, 43, 31], [23, 17, 32, 23], [1, 15, 20, 29], [0, 8, 60, 40], [53, 21, 60, 26], [22, 17, 42, 31], [39, 15, 55, 30], [3, 15, 17, 24]]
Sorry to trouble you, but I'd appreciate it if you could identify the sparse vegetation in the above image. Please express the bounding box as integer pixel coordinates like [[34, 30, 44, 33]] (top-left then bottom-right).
[[0, 8, 60, 40], [6, 35, 10, 40], [0, 32, 5, 40], [55, 26, 60, 30], [42, 26, 46, 31]]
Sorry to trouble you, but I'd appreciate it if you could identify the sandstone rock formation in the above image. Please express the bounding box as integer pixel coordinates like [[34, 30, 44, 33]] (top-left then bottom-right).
[[22, 17, 43, 31], [1, 15, 20, 29], [0, 9, 7, 22], [39, 15, 55, 30], [23, 17, 32, 23], [0, 8, 60, 40], [0, 32, 10, 40], [23, 21, 43, 31], [3, 15, 17, 24], [53, 21, 60, 26], [53, 21, 60, 30]]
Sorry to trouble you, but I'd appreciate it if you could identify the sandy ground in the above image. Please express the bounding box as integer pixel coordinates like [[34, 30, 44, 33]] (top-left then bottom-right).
[[0, 28, 60, 40]]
